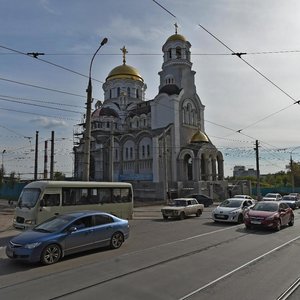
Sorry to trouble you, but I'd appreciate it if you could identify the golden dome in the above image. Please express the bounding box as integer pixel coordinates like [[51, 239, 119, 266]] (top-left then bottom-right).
[[166, 33, 187, 43], [106, 64, 144, 82], [191, 130, 209, 143]]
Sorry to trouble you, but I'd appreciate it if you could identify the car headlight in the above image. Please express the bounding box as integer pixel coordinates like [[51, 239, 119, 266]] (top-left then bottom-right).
[[229, 210, 239, 215], [266, 214, 277, 221], [24, 242, 42, 249]]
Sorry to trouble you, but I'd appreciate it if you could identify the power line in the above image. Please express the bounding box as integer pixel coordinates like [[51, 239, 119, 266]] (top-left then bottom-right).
[[0, 97, 83, 114]]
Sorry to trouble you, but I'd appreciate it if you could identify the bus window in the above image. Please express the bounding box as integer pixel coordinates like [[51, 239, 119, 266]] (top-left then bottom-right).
[[42, 194, 60, 207], [99, 188, 112, 204], [121, 188, 131, 203]]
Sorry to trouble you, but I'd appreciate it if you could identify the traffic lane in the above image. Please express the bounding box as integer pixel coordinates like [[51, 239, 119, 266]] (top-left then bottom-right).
[[43, 223, 300, 300], [1, 219, 300, 299], [0, 212, 236, 287]]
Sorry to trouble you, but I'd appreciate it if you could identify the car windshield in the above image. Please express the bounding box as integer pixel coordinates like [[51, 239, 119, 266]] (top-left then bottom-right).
[[252, 203, 278, 212], [17, 188, 41, 209], [173, 200, 187, 207], [33, 215, 74, 233], [220, 199, 242, 208], [264, 194, 277, 198]]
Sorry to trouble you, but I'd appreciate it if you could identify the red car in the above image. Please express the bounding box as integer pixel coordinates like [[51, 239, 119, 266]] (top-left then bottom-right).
[[244, 201, 294, 231]]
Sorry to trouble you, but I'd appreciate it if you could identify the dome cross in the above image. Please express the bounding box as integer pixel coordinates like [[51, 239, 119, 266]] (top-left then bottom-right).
[[120, 46, 128, 65]]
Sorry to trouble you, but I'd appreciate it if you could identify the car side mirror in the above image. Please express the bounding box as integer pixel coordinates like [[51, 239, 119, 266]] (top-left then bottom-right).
[[68, 226, 78, 233]]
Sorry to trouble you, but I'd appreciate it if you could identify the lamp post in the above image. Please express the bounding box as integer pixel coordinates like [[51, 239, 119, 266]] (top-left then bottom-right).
[[82, 37, 108, 181]]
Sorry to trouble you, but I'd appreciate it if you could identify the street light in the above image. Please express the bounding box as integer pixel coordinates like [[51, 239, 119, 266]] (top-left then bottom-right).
[[82, 37, 108, 181], [1, 149, 6, 172]]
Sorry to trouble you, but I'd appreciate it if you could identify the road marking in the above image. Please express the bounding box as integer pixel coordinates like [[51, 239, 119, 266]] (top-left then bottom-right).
[[123, 225, 241, 257], [178, 234, 300, 300]]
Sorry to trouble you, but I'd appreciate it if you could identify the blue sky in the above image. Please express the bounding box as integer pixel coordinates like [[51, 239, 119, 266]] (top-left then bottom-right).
[[1, 0, 300, 179]]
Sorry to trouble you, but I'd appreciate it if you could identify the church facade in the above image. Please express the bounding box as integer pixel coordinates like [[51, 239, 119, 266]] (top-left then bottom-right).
[[73, 29, 228, 201]]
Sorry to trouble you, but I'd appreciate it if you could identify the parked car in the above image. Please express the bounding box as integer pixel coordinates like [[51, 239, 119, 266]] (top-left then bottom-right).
[[6, 211, 129, 265], [280, 195, 300, 209], [186, 194, 213, 207], [289, 193, 300, 201], [244, 201, 294, 231], [262, 193, 282, 201], [212, 198, 255, 223], [161, 198, 204, 220]]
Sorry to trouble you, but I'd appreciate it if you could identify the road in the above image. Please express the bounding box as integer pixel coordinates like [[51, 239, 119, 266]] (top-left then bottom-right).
[[1, 206, 300, 299]]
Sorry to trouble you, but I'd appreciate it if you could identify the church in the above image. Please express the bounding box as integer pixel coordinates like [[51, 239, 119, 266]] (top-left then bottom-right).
[[73, 27, 228, 202]]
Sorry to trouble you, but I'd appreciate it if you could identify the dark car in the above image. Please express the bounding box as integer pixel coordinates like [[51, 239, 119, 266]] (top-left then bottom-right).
[[6, 211, 129, 265], [186, 194, 213, 207], [281, 195, 300, 210], [244, 201, 294, 231]]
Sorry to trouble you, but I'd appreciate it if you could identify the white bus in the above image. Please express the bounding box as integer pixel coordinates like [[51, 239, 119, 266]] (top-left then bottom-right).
[[13, 181, 133, 230]]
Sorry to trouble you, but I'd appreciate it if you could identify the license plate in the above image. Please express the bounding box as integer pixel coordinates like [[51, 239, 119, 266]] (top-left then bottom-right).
[[216, 214, 226, 219], [251, 220, 261, 224]]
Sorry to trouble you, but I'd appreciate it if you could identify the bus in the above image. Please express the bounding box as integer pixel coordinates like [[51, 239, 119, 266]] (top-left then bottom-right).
[[13, 181, 133, 230]]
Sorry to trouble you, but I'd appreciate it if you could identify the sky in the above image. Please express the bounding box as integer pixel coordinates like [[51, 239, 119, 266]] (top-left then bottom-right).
[[1, 0, 300, 179]]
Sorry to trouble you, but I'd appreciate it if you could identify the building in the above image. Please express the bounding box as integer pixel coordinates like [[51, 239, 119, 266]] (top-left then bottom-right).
[[74, 27, 228, 201], [233, 166, 257, 178]]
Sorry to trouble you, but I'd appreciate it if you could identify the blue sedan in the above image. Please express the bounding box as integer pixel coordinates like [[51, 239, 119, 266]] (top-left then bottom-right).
[[6, 211, 129, 265]]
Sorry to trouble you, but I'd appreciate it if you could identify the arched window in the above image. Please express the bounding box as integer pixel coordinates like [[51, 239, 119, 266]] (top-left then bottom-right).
[[142, 145, 145, 158], [125, 148, 129, 160], [117, 87, 120, 97], [168, 48, 172, 59], [130, 147, 133, 159], [127, 87, 130, 97], [109, 89, 112, 98], [147, 145, 150, 157], [136, 89, 139, 99], [176, 47, 181, 59]]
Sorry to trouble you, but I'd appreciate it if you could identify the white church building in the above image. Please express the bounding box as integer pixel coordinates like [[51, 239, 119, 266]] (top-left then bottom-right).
[[74, 28, 228, 202]]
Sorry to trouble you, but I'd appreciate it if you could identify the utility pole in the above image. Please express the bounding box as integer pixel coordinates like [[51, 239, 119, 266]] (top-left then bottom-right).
[[255, 140, 261, 200], [50, 131, 54, 180], [34, 131, 39, 181], [44, 140, 48, 179], [163, 130, 169, 204]]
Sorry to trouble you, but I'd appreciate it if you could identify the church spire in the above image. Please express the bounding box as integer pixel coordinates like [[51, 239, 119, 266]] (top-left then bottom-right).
[[120, 46, 128, 65], [174, 22, 178, 34]]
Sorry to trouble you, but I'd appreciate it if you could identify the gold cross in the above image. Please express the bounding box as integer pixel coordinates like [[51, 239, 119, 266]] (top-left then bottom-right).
[[120, 46, 128, 64], [174, 22, 178, 34]]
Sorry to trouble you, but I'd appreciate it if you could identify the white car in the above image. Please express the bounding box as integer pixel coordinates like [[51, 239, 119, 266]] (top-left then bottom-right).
[[161, 198, 204, 220], [212, 198, 255, 223], [262, 193, 282, 201]]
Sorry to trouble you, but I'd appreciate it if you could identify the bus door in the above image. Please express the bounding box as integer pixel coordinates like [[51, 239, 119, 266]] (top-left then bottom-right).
[[38, 191, 61, 224]]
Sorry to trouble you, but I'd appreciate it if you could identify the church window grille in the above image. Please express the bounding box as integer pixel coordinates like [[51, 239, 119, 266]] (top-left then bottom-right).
[[117, 87, 120, 97], [176, 47, 181, 59], [127, 87, 130, 97], [142, 145, 145, 158]]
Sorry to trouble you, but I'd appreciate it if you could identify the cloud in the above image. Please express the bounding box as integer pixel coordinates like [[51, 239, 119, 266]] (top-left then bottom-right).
[[31, 117, 67, 129]]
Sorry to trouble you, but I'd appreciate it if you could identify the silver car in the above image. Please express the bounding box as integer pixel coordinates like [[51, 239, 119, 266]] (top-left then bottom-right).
[[212, 198, 255, 223]]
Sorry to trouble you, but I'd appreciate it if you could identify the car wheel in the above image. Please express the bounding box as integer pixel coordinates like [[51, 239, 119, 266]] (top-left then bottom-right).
[[196, 209, 202, 217], [41, 244, 61, 265], [237, 214, 244, 224], [163, 214, 168, 220], [110, 232, 124, 249], [275, 220, 281, 231], [179, 212, 185, 220], [289, 215, 294, 226]]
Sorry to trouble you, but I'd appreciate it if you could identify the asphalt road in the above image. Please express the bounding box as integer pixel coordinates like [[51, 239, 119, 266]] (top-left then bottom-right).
[[1, 205, 300, 299]]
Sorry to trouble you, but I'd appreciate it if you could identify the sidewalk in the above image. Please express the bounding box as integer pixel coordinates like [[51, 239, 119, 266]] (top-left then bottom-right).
[[0, 199, 15, 232]]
